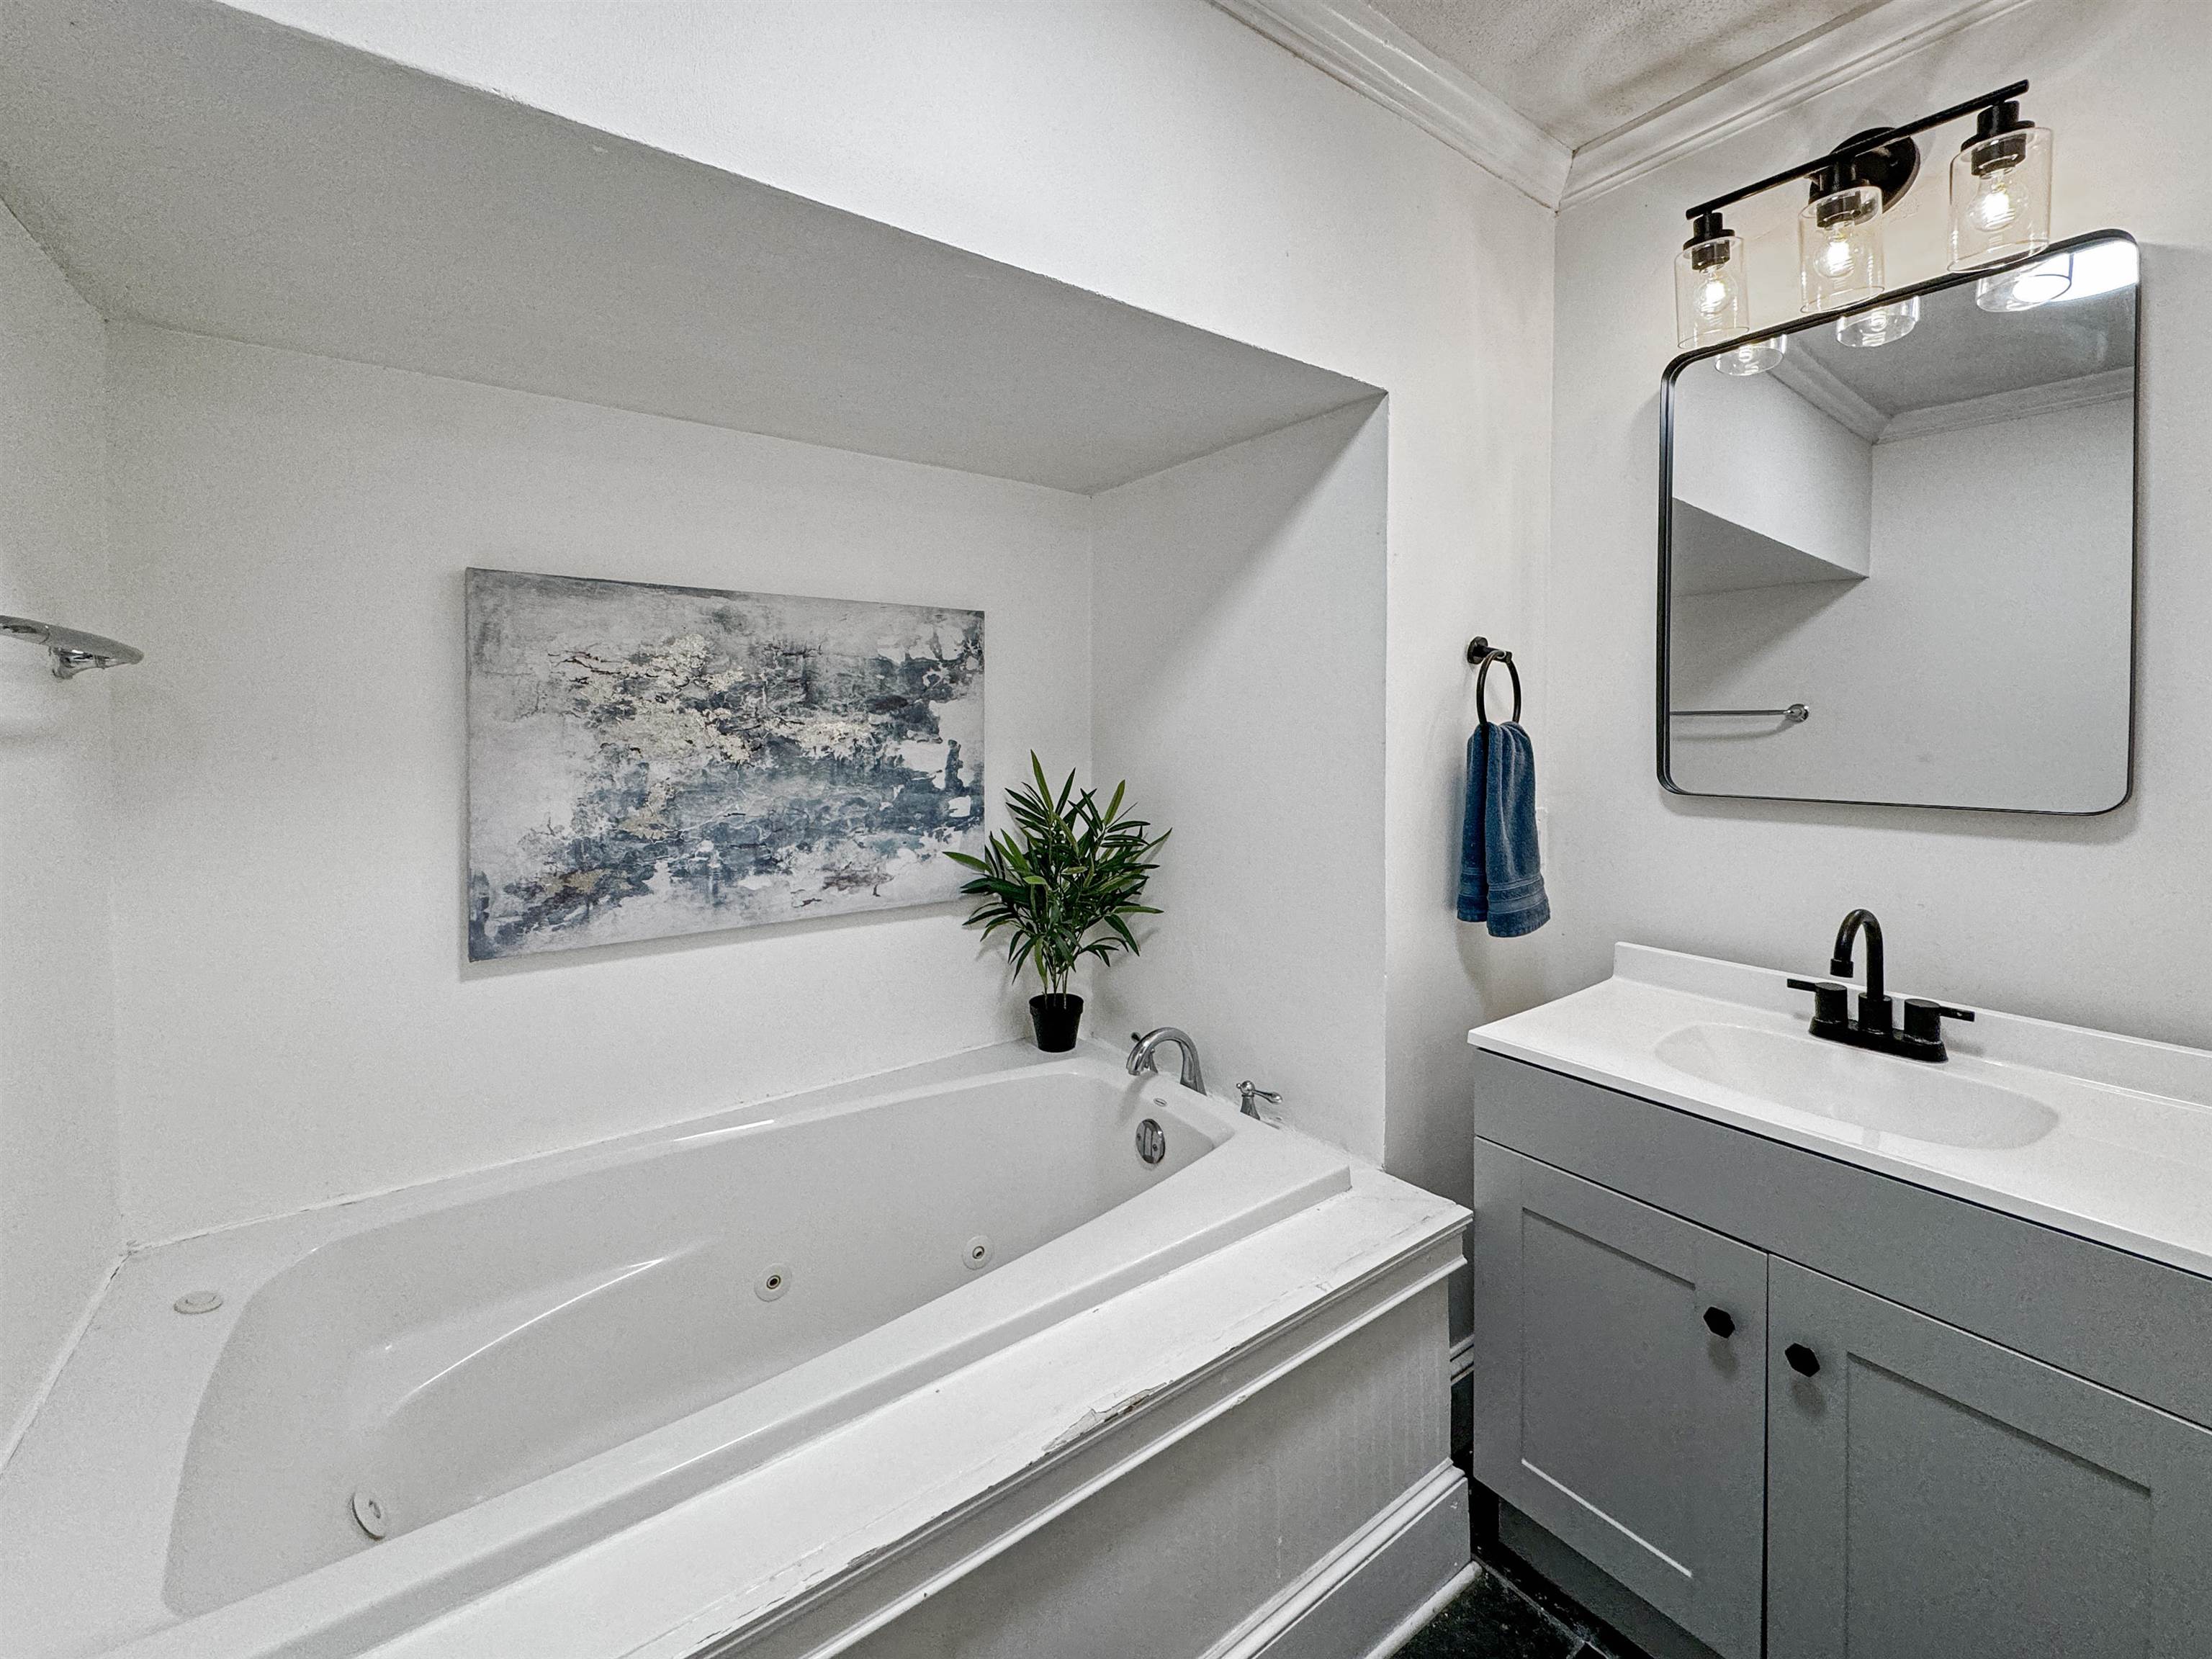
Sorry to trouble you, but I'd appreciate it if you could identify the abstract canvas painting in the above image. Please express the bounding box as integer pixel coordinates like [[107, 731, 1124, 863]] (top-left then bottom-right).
[[466, 569, 985, 959]]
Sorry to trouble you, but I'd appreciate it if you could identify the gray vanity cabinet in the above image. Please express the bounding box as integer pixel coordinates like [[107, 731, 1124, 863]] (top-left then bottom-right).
[[1766, 1258, 2212, 1658], [1470, 1146, 1767, 1659]]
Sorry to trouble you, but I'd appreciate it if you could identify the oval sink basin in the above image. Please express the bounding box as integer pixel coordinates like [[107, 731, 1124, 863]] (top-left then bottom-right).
[[1655, 1023, 2059, 1150]]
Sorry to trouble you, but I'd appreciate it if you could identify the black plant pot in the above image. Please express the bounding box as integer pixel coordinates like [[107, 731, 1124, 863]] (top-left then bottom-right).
[[1028, 992, 1084, 1053]]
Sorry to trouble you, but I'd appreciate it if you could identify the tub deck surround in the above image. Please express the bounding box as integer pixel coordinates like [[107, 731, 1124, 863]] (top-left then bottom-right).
[[351, 1169, 1465, 1659], [0, 1043, 1465, 1659], [1470, 944, 2212, 1277]]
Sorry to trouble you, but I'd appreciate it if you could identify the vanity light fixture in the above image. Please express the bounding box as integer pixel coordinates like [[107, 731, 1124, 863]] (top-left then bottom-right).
[[1675, 209, 1749, 350], [1674, 209, 1784, 376], [1951, 99, 2054, 274], [1676, 81, 2040, 362], [1799, 172, 1891, 316]]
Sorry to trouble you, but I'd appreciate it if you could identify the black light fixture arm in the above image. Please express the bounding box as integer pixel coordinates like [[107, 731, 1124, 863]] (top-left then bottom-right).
[[1683, 80, 2028, 224]]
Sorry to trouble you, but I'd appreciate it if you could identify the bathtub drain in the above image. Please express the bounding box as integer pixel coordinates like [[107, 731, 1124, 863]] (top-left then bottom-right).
[[351, 1488, 391, 1541]]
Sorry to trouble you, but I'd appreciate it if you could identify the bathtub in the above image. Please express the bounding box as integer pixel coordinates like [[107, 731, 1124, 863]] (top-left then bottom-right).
[[0, 1043, 1366, 1658]]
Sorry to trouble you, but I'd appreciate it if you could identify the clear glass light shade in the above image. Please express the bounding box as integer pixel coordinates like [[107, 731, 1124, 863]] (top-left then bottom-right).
[[1950, 125, 2053, 270], [1977, 250, 2074, 312], [2054, 238, 2139, 301], [1800, 184, 1884, 313], [1714, 335, 1786, 376], [1835, 295, 1920, 349], [1675, 233, 1748, 349]]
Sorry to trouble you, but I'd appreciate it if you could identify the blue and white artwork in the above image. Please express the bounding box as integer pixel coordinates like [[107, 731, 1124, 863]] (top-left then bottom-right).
[[466, 569, 984, 960]]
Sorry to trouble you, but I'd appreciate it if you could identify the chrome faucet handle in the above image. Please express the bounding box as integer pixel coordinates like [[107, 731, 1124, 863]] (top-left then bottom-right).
[[1236, 1080, 1281, 1120]]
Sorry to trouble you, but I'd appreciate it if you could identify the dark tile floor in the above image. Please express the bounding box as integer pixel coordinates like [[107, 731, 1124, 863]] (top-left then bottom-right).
[[1395, 1538, 1654, 1659]]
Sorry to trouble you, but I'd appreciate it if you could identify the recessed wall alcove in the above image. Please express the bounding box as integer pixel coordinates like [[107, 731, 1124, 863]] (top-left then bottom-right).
[[0, 0, 1390, 1425]]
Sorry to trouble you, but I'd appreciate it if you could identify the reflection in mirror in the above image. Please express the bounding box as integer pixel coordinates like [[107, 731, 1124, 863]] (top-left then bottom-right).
[[1660, 233, 2138, 814]]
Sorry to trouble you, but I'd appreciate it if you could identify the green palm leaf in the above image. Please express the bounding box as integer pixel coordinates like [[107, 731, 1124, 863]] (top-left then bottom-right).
[[953, 752, 1169, 997]]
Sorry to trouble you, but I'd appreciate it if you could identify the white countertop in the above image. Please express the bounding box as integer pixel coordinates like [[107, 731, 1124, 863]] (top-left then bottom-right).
[[1471, 944, 2212, 1280]]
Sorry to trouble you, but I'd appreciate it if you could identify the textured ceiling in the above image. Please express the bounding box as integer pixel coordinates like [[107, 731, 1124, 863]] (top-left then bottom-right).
[[1367, 0, 1884, 149]]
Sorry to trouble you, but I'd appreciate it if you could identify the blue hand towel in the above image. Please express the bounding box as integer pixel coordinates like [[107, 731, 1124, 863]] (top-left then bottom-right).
[[1457, 721, 1550, 938]]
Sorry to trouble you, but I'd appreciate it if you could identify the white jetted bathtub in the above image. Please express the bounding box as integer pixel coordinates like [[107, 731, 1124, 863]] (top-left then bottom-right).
[[1, 1044, 1375, 1659]]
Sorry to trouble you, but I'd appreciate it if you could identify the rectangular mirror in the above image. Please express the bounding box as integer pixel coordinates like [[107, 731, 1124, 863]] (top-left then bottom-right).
[[1659, 230, 2139, 814]]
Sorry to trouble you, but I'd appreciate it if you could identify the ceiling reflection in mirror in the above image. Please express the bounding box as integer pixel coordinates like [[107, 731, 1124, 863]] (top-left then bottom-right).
[[1660, 233, 2138, 814]]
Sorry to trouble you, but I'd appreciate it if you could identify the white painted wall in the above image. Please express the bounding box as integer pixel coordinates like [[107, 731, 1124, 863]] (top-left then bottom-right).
[[0, 204, 120, 1451], [1542, 0, 2212, 1047], [104, 326, 1092, 1241], [1671, 395, 2133, 809], [228, 0, 1559, 1215], [1671, 366, 1871, 580], [1092, 401, 1389, 1159]]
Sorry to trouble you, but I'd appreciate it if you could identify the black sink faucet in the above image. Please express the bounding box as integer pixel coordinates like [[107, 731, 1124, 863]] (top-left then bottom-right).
[[1787, 908, 1975, 1062], [1832, 908, 1890, 1033]]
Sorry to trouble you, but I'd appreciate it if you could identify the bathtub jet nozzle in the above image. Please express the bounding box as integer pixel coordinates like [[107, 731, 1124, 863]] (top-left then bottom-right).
[[351, 1488, 392, 1541]]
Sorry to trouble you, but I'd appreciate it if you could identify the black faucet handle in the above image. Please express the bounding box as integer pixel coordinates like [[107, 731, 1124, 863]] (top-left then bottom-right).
[[1902, 999, 1976, 1045], [1786, 978, 1851, 1030]]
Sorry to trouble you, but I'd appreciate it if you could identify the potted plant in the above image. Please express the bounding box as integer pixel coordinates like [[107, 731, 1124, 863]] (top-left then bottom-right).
[[947, 755, 1169, 1051]]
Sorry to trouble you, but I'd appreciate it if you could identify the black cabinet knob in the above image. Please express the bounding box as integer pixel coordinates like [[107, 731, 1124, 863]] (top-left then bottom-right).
[[1702, 1305, 1735, 1339], [1785, 1342, 1821, 1377]]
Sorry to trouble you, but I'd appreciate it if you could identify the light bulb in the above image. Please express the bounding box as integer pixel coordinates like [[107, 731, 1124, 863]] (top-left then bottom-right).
[[1968, 171, 2020, 233], [1800, 183, 1883, 313], [1675, 217, 1748, 349], [1949, 102, 2052, 270]]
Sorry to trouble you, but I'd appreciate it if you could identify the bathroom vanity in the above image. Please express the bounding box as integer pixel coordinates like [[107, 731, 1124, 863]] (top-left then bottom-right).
[[1467, 945, 2212, 1659]]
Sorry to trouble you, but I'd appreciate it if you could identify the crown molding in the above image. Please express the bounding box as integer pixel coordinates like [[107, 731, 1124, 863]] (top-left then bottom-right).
[[1772, 349, 1891, 443], [1879, 364, 2134, 442], [1208, 0, 1572, 209], [1560, 0, 2042, 212]]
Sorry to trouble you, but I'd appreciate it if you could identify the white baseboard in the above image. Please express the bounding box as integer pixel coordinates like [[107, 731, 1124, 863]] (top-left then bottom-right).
[[1207, 1462, 1473, 1659]]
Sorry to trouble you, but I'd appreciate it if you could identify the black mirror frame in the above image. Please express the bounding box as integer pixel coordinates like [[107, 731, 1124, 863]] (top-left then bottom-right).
[[1655, 227, 2142, 817]]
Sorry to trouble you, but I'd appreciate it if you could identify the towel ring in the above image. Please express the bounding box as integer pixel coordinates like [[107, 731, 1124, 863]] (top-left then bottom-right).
[[1466, 637, 1521, 726]]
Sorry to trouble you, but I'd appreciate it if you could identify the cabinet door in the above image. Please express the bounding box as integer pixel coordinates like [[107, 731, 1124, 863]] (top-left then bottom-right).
[[1470, 1143, 1767, 1659], [1768, 1257, 2212, 1658]]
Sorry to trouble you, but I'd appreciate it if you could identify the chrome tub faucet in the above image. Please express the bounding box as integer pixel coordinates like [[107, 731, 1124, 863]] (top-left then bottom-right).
[[1127, 1027, 1205, 1094]]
